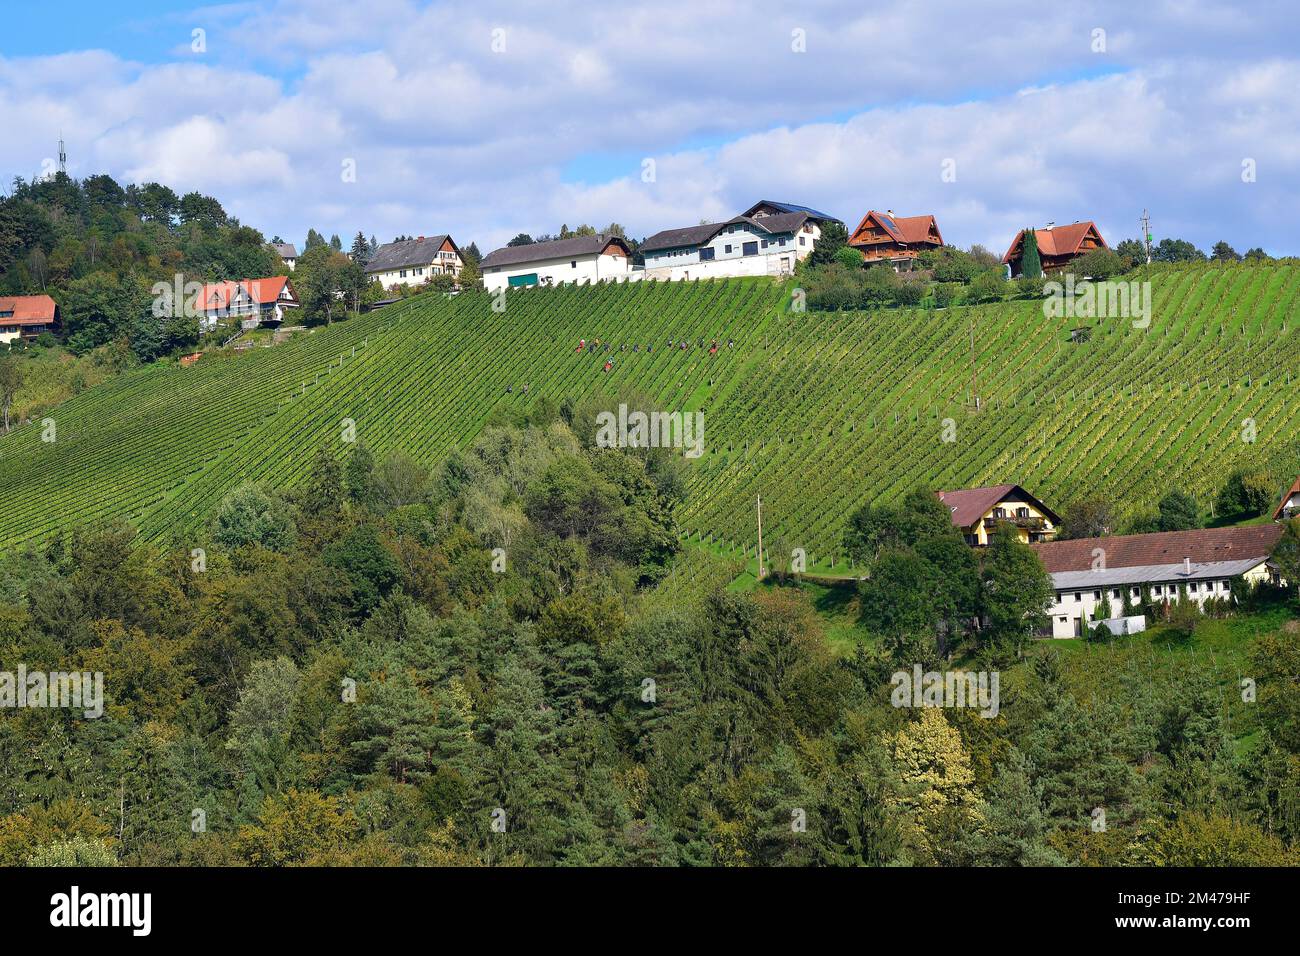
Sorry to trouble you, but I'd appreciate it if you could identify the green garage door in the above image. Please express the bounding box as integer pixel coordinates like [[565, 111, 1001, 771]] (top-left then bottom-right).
[[508, 273, 539, 287]]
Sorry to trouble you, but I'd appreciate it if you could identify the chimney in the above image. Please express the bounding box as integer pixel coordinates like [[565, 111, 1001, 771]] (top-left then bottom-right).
[[1183, 556, 1192, 575], [886, 209, 895, 217], [417, 236, 425, 241]]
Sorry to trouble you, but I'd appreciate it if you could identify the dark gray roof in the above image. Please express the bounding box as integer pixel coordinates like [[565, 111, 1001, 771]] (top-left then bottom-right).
[[641, 212, 811, 253], [743, 199, 841, 222], [640, 222, 725, 253], [481, 233, 628, 268], [365, 235, 455, 274], [737, 211, 809, 234], [272, 243, 298, 258]]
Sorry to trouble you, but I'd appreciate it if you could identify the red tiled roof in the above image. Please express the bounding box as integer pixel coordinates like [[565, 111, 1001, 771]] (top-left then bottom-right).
[[0, 294, 57, 325], [1275, 475, 1300, 520], [1003, 221, 1106, 263], [193, 276, 290, 314], [1031, 525, 1283, 573], [935, 484, 1059, 529], [850, 210, 943, 248]]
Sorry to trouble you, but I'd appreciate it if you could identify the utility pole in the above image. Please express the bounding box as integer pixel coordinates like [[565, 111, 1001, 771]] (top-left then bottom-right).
[[1140, 209, 1153, 264], [756, 495, 765, 579]]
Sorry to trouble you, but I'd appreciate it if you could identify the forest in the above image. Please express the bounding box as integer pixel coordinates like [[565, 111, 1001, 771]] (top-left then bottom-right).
[[2, 397, 1297, 867]]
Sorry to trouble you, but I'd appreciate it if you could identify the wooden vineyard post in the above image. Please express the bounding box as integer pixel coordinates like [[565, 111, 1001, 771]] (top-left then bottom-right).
[[756, 494, 765, 580]]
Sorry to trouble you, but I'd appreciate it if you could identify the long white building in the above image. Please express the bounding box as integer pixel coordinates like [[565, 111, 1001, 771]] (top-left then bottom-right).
[[638, 201, 840, 281], [1031, 525, 1283, 638], [481, 234, 632, 292]]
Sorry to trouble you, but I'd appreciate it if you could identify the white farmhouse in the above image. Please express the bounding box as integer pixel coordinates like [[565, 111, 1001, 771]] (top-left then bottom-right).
[[271, 243, 298, 271], [365, 235, 463, 291], [1032, 525, 1283, 638], [481, 234, 632, 292], [638, 201, 840, 281]]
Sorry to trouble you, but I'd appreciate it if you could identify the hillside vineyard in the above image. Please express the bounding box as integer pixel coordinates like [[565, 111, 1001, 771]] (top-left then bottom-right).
[[0, 262, 1297, 563]]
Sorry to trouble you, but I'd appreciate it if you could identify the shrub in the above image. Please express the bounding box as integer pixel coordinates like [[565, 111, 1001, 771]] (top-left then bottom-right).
[[212, 484, 298, 552], [932, 282, 959, 308], [1070, 247, 1125, 280], [834, 245, 864, 270]]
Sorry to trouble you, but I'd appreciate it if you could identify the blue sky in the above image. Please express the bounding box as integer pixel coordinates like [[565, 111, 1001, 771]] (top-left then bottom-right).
[[2, 1, 1299, 256]]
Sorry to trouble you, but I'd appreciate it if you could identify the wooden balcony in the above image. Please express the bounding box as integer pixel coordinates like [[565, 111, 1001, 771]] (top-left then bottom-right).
[[983, 515, 1049, 531]]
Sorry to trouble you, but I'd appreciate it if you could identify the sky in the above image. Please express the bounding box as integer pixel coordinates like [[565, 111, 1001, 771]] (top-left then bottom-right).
[[1, 0, 1298, 256]]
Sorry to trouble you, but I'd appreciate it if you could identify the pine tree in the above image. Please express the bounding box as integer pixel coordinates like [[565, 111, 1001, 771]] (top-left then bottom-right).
[[1021, 228, 1043, 279], [349, 231, 371, 268]]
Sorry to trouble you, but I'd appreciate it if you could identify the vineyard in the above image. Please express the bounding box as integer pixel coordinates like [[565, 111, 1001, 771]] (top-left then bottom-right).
[[1, 262, 1299, 566]]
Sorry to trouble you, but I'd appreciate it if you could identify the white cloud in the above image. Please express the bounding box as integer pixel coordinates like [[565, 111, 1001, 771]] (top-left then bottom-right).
[[0, 0, 1298, 255]]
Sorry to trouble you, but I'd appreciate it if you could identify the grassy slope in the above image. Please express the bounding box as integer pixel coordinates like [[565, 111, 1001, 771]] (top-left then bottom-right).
[[1, 262, 1299, 556]]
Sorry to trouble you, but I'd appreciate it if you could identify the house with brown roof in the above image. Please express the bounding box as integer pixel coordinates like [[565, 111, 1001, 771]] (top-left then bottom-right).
[[1275, 475, 1300, 521], [365, 235, 462, 291], [848, 210, 944, 268], [192, 276, 298, 330], [639, 201, 842, 282], [1003, 221, 1107, 277], [1032, 525, 1283, 637], [936, 484, 1059, 547], [482, 234, 633, 292], [0, 294, 58, 344]]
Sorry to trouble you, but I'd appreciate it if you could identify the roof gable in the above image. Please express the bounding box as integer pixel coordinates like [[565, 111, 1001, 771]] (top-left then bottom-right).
[[741, 200, 840, 223], [1003, 221, 1106, 263], [850, 211, 943, 248], [365, 235, 457, 274], [1275, 475, 1300, 520], [936, 484, 1060, 528]]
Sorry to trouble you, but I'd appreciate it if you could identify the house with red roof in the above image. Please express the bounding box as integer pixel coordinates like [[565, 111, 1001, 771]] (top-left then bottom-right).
[[1275, 475, 1300, 521], [1003, 221, 1107, 276], [0, 294, 58, 344], [192, 276, 298, 330], [1032, 524, 1283, 637], [847, 210, 944, 268], [936, 484, 1060, 547]]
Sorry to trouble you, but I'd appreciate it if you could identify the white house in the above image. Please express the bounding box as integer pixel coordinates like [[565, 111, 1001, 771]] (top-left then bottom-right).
[[1274, 475, 1300, 521], [365, 235, 463, 290], [638, 201, 840, 281], [0, 294, 57, 344], [481, 234, 632, 292], [192, 276, 299, 331], [1032, 525, 1283, 638], [271, 243, 298, 271]]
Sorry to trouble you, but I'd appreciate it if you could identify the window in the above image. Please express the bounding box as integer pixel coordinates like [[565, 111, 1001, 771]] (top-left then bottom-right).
[[742, 241, 758, 256], [699, 247, 715, 261], [399, 269, 407, 278], [1073, 593, 1081, 602], [799, 236, 806, 246], [1189, 582, 1198, 593], [761, 239, 769, 248], [1153, 585, 1163, 595], [725, 244, 732, 254], [571, 261, 577, 268], [1111, 589, 1121, 599], [1093, 590, 1101, 601], [779, 238, 787, 246]]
